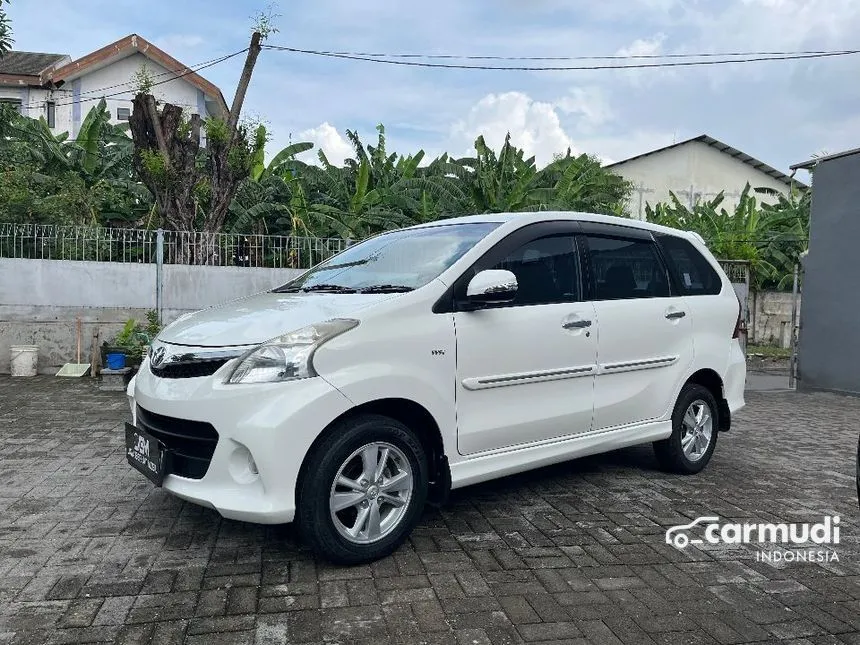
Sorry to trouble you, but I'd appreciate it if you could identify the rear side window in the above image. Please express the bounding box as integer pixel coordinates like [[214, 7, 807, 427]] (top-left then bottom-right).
[[658, 235, 722, 296], [583, 236, 670, 300]]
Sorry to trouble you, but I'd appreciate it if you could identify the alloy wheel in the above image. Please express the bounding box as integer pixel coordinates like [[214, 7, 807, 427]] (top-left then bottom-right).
[[681, 399, 713, 462], [329, 441, 414, 544]]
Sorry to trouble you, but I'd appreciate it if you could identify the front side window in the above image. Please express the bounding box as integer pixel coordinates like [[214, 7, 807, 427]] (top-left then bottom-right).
[[657, 235, 722, 296], [584, 236, 670, 300], [274, 222, 500, 293], [117, 107, 131, 121], [46, 101, 56, 128], [490, 234, 579, 306]]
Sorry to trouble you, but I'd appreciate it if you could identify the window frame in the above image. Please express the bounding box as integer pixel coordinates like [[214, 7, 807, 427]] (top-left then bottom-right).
[[116, 107, 131, 121], [577, 231, 676, 302], [654, 233, 723, 296], [0, 98, 22, 114], [433, 220, 584, 313], [46, 101, 55, 128]]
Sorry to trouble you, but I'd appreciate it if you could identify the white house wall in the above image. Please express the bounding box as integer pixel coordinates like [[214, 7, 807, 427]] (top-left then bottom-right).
[[611, 141, 793, 219], [0, 86, 71, 133], [68, 53, 210, 138]]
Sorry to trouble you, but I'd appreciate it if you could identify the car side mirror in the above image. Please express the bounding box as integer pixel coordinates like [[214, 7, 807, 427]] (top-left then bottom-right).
[[464, 269, 518, 308]]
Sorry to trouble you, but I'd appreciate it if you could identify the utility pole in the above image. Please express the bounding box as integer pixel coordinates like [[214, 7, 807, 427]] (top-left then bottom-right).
[[228, 31, 263, 143]]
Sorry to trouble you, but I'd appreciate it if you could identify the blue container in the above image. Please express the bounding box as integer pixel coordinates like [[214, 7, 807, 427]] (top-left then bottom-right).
[[106, 353, 126, 370]]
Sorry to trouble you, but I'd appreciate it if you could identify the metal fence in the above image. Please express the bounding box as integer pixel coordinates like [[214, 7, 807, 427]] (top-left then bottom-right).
[[0, 223, 349, 269]]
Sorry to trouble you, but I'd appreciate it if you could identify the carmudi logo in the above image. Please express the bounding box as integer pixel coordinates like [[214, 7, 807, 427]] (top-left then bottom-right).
[[665, 516, 841, 563]]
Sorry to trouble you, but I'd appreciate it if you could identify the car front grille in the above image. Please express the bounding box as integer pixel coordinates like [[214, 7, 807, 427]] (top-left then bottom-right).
[[136, 406, 219, 479], [150, 360, 228, 379]]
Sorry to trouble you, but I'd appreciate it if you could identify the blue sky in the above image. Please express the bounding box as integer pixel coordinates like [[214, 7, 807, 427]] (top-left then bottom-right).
[[10, 0, 860, 178]]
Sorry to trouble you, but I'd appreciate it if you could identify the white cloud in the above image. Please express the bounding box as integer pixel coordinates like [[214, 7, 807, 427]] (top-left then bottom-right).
[[451, 92, 576, 167], [296, 122, 354, 165], [615, 33, 667, 58], [555, 87, 613, 132]]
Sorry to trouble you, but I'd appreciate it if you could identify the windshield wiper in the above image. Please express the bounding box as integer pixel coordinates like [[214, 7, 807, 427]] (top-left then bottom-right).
[[358, 284, 415, 293], [300, 284, 358, 293]]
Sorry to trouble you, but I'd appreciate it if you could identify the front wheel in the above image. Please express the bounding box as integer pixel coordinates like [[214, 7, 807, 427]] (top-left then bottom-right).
[[297, 414, 428, 564], [653, 384, 719, 474]]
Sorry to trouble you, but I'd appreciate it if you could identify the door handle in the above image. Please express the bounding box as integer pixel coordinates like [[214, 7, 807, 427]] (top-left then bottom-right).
[[665, 311, 686, 320], [562, 319, 592, 329]]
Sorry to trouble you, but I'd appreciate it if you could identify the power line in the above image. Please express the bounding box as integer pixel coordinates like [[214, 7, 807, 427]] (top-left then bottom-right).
[[18, 49, 246, 112], [263, 44, 860, 71], [263, 45, 859, 62]]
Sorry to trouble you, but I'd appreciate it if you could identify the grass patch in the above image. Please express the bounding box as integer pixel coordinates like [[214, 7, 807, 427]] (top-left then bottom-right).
[[747, 344, 791, 359]]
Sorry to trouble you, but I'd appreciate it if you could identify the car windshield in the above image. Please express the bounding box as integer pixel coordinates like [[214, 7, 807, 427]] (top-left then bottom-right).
[[274, 222, 500, 293]]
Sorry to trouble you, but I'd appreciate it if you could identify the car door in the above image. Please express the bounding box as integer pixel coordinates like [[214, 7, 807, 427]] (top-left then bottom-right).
[[580, 225, 694, 431], [452, 221, 598, 455]]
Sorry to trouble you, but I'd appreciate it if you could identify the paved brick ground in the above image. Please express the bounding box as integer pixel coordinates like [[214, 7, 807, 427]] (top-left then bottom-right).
[[0, 376, 858, 645]]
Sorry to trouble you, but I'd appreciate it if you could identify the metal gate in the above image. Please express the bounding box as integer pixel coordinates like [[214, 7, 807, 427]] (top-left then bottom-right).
[[718, 260, 751, 355]]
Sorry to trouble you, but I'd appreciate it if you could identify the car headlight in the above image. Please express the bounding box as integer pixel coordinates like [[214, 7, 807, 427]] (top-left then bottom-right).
[[225, 318, 358, 385]]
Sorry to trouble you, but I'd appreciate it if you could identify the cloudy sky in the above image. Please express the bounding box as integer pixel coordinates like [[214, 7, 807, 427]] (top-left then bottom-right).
[[9, 0, 860, 176]]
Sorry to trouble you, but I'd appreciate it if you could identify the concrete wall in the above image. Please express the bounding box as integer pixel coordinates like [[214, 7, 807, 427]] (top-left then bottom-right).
[[751, 291, 799, 349], [611, 140, 793, 219], [797, 153, 860, 395], [0, 258, 303, 373]]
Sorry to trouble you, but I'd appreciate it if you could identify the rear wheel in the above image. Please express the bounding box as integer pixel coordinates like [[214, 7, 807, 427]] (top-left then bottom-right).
[[654, 383, 719, 474], [297, 414, 428, 564]]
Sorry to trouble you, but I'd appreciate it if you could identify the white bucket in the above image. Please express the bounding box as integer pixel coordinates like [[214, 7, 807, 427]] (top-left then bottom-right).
[[10, 345, 38, 377]]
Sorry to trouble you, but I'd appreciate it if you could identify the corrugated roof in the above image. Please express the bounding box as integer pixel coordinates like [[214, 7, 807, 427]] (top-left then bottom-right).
[[606, 134, 807, 189], [0, 51, 67, 76], [790, 147, 860, 171]]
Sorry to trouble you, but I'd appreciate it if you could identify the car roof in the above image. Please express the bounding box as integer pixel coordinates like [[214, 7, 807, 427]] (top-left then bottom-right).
[[406, 211, 697, 240]]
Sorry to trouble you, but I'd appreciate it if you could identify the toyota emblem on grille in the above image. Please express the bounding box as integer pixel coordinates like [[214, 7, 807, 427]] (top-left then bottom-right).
[[150, 346, 166, 367]]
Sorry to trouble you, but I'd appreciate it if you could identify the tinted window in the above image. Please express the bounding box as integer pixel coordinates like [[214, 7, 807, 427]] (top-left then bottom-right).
[[584, 236, 670, 300], [491, 235, 579, 306], [658, 235, 722, 296]]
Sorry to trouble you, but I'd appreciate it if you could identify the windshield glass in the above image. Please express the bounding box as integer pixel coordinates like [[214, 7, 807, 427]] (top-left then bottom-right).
[[274, 222, 500, 293]]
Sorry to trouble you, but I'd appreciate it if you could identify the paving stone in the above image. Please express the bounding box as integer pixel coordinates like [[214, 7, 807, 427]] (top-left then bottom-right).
[[1, 378, 860, 644]]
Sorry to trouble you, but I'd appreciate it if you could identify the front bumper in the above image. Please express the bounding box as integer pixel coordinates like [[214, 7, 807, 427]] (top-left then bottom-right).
[[129, 359, 353, 524]]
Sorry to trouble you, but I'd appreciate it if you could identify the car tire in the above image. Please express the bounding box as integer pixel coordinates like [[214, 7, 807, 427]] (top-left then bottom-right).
[[297, 414, 428, 565], [653, 383, 719, 475]]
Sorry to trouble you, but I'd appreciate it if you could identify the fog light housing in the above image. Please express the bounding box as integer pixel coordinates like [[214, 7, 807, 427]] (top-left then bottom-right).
[[228, 443, 260, 483]]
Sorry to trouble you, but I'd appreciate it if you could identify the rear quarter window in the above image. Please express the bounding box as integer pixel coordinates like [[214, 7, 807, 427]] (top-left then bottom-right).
[[657, 235, 722, 296]]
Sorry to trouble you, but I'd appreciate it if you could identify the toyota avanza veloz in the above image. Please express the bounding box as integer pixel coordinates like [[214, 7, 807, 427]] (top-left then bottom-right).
[[125, 212, 746, 563]]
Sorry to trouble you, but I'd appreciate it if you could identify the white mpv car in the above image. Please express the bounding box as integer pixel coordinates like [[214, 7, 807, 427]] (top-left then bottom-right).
[[126, 212, 746, 563]]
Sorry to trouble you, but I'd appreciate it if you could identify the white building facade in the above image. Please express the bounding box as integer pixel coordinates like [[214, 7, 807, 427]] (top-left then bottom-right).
[[607, 135, 805, 219], [0, 35, 226, 139]]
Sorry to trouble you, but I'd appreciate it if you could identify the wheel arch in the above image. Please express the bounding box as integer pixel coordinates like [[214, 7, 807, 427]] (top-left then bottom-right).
[[296, 398, 451, 510], [685, 368, 731, 431]]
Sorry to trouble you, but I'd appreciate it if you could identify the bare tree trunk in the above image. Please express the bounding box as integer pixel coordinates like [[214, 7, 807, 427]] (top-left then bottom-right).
[[128, 31, 264, 264]]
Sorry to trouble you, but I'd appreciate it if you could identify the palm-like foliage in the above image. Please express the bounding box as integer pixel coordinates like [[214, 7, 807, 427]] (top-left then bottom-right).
[[0, 99, 151, 226], [1, 108, 809, 289], [644, 185, 809, 288]]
